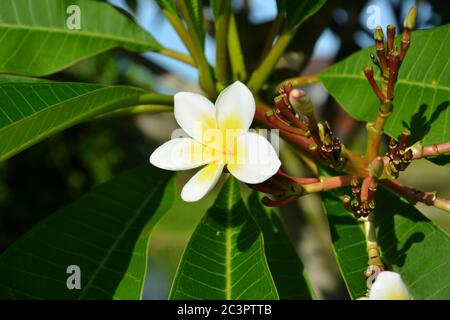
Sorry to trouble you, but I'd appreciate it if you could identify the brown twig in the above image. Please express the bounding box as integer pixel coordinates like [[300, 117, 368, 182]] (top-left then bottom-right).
[[410, 141, 450, 160], [382, 179, 450, 213]]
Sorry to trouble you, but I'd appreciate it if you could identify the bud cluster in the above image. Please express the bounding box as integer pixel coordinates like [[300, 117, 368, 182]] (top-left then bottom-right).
[[364, 7, 416, 102], [266, 84, 346, 169], [386, 130, 413, 178], [342, 177, 376, 218]]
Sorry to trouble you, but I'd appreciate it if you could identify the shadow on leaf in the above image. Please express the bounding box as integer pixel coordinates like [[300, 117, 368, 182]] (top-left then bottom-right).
[[401, 101, 449, 143]]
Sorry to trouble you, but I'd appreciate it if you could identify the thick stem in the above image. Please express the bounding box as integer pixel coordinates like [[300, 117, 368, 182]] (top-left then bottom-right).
[[159, 48, 195, 66], [364, 213, 384, 269], [139, 93, 174, 105], [411, 141, 450, 159], [365, 102, 392, 162], [95, 92, 174, 119], [227, 13, 247, 81], [214, 0, 231, 88], [163, 8, 217, 99], [303, 175, 353, 193], [259, 12, 284, 61], [94, 104, 172, 119], [434, 197, 450, 213], [382, 179, 450, 213], [248, 30, 294, 93]]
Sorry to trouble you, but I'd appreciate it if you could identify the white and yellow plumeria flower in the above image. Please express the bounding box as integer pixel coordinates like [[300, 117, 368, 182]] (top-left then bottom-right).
[[359, 271, 410, 300], [150, 81, 281, 202]]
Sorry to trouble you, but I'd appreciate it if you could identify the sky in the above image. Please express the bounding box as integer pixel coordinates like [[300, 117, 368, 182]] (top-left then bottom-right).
[[108, 0, 437, 85]]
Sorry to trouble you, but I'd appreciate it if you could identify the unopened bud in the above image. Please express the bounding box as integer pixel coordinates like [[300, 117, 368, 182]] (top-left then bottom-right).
[[370, 157, 384, 179], [387, 25, 396, 33], [364, 66, 374, 78], [404, 6, 417, 30], [374, 26, 384, 41], [318, 123, 325, 144], [289, 89, 314, 115], [342, 195, 354, 213]]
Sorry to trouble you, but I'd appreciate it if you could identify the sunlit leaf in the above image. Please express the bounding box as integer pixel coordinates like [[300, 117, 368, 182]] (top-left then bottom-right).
[[169, 177, 279, 300], [323, 187, 450, 299], [0, 0, 162, 75], [320, 25, 450, 150]]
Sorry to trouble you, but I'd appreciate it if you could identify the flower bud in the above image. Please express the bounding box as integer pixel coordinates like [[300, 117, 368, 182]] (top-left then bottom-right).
[[374, 25, 384, 41], [404, 6, 417, 30], [370, 157, 384, 179], [288, 89, 314, 115]]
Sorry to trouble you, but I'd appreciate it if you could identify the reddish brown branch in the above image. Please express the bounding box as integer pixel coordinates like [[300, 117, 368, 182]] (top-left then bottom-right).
[[303, 175, 353, 193], [382, 179, 450, 213], [364, 67, 386, 102], [386, 25, 396, 56], [411, 141, 450, 160]]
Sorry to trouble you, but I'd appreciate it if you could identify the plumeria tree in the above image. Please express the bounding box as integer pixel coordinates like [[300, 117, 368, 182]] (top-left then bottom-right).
[[0, 0, 449, 300]]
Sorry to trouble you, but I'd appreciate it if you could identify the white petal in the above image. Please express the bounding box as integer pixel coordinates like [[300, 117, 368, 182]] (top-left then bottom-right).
[[150, 138, 217, 170], [181, 163, 224, 202], [215, 81, 255, 132], [369, 271, 410, 300], [227, 132, 281, 184], [174, 92, 217, 142]]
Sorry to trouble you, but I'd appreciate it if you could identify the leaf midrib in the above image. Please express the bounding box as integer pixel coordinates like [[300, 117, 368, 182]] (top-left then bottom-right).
[[225, 177, 235, 300], [77, 176, 166, 299], [0, 86, 144, 161], [0, 22, 158, 49], [0, 85, 144, 133], [320, 73, 450, 92]]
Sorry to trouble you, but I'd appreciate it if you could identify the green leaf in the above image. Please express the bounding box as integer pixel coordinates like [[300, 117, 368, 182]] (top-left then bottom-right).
[[0, 166, 175, 299], [284, 0, 327, 31], [322, 190, 368, 299], [0, 0, 162, 76], [0, 82, 154, 162], [320, 24, 450, 148], [247, 193, 316, 299], [169, 177, 279, 300], [0, 74, 47, 83], [323, 187, 450, 299]]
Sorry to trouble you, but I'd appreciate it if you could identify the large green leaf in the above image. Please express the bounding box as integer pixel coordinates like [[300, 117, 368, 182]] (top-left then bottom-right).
[[0, 81, 171, 162], [169, 177, 279, 300], [320, 25, 450, 149], [0, 0, 162, 75], [0, 166, 175, 299], [284, 0, 327, 31], [247, 192, 315, 299], [323, 187, 450, 300]]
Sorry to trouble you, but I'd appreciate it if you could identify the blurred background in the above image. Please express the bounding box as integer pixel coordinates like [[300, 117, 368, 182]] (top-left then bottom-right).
[[0, 0, 449, 299]]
